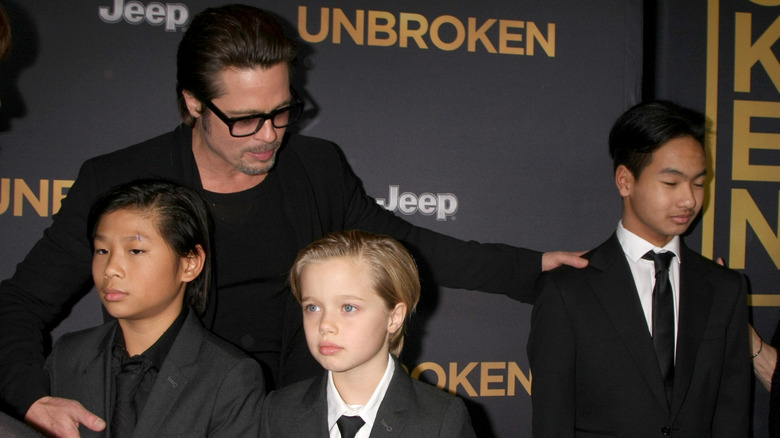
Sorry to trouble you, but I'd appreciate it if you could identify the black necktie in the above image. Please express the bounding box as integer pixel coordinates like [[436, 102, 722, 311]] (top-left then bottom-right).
[[111, 354, 152, 438], [643, 250, 676, 406], [337, 415, 365, 438]]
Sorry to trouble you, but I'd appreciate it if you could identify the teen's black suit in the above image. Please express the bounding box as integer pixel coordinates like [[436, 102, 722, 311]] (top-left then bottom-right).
[[528, 234, 750, 437]]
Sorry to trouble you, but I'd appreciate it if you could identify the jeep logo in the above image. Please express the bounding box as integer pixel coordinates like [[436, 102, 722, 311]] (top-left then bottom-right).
[[376, 185, 458, 221], [99, 0, 189, 32]]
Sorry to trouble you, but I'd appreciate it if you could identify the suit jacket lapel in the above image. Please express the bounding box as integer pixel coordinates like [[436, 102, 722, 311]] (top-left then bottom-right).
[[370, 356, 410, 437], [94, 323, 117, 432], [295, 373, 330, 438], [588, 235, 669, 410], [670, 245, 713, 416], [131, 311, 201, 438]]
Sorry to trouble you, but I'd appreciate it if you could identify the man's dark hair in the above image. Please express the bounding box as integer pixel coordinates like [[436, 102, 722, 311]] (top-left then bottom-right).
[[176, 4, 298, 126], [87, 179, 212, 314], [609, 100, 706, 178]]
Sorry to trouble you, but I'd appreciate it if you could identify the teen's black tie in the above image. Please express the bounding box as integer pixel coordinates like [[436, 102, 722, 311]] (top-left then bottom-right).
[[643, 250, 676, 406]]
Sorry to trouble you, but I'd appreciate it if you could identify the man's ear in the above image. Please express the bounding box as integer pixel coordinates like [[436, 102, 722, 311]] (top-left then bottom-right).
[[180, 244, 205, 283], [182, 90, 204, 120], [615, 165, 635, 198], [387, 303, 407, 334]]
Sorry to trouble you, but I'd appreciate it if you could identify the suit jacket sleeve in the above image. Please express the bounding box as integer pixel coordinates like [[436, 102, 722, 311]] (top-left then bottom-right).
[[258, 389, 276, 438], [439, 396, 477, 438], [527, 271, 576, 438], [288, 138, 542, 302], [207, 357, 266, 438], [712, 273, 751, 437]]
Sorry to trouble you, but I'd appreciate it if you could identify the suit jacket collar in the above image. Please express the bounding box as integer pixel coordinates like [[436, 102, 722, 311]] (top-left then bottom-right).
[[586, 234, 671, 411], [294, 373, 329, 438], [292, 356, 414, 437], [92, 322, 118, 429], [670, 245, 714, 415], [369, 356, 413, 436]]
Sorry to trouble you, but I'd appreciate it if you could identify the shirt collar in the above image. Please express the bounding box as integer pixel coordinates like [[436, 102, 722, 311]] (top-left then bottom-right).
[[112, 306, 189, 370], [327, 353, 395, 433], [616, 220, 681, 265]]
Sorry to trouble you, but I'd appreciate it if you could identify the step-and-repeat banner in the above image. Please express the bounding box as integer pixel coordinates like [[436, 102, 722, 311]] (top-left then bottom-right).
[[1, 0, 776, 436], [655, 1, 779, 436]]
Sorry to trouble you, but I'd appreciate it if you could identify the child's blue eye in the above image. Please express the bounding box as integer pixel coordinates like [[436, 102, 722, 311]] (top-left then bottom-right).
[[343, 304, 356, 313], [305, 304, 320, 312]]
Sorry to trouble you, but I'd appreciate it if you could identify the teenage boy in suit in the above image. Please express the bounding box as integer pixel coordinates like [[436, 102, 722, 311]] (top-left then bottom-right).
[[39, 180, 265, 437], [528, 101, 750, 437], [261, 230, 476, 438]]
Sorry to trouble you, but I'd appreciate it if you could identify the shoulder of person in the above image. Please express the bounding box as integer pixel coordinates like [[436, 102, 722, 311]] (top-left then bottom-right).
[[681, 245, 744, 287], [267, 375, 321, 402], [52, 321, 115, 351], [48, 322, 117, 372], [83, 127, 183, 167], [196, 326, 260, 366], [407, 375, 467, 411], [281, 133, 344, 162]]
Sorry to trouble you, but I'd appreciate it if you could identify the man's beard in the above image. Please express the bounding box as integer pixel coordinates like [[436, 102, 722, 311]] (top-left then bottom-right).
[[235, 142, 280, 175]]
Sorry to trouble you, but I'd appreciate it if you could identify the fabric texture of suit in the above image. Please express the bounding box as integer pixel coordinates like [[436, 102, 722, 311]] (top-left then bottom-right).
[[0, 125, 541, 416], [44, 309, 265, 437], [0, 411, 41, 437], [528, 234, 750, 437], [259, 356, 476, 437]]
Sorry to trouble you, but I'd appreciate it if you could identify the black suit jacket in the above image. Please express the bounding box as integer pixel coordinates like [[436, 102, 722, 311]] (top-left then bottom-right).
[[259, 356, 476, 437], [528, 234, 750, 437], [45, 310, 265, 437]]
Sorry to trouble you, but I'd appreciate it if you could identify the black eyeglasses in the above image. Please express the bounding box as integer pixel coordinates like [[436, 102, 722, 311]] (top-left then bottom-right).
[[204, 89, 304, 137]]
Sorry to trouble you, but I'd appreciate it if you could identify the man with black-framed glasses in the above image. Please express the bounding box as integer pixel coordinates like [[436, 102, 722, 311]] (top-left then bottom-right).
[[0, 5, 586, 436]]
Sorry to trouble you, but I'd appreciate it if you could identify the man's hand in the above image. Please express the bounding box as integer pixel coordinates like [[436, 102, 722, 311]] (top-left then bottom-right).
[[25, 396, 105, 438], [542, 251, 588, 272]]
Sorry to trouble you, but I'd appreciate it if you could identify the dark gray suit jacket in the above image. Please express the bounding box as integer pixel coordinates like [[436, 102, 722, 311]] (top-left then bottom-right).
[[260, 356, 476, 437], [528, 234, 750, 437], [45, 309, 265, 437], [0, 411, 41, 437]]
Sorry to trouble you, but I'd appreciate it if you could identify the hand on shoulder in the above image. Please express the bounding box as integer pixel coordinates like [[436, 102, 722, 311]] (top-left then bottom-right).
[[542, 251, 589, 272]]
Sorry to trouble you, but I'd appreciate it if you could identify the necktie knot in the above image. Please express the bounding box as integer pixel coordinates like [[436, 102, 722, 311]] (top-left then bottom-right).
[[337, 415, 365, 438], [643, 250, 675, 273]]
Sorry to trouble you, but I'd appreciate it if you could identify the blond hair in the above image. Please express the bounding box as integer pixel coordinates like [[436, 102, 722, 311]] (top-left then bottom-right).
[[290, 230, 420, 356]]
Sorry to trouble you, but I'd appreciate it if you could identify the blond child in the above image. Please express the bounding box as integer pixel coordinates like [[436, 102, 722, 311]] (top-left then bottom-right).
[[261, 230, 475, 438]]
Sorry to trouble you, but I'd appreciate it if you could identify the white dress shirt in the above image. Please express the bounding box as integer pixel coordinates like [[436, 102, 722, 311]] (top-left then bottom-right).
[[616, 221, 681, 358], [327, 354, 395, 438]]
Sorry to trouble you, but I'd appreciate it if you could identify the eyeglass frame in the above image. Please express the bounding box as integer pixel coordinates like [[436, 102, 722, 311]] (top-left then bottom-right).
[[203, 88, 304, 138]]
